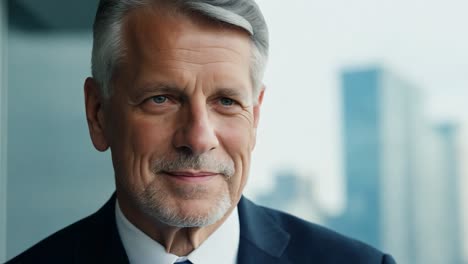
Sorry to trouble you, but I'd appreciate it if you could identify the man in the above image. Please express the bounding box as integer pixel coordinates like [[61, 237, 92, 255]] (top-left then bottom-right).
[[7, 0, 396, 263]]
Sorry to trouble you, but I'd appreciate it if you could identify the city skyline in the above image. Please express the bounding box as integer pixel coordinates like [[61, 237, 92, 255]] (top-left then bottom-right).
[[247, 0, 468, 215], [329, 66, 464, 264]]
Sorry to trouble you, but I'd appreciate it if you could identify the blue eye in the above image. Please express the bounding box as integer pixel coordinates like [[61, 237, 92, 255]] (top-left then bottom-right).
[[220, 97, 234, 106], [152, 95, 167, 104]]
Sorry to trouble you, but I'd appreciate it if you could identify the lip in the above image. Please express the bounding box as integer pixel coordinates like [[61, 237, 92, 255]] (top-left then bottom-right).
[[163, 170, 219, 182]]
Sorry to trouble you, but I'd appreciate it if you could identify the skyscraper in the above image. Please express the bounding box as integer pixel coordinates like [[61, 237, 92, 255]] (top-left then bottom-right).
[[409, 122, 464, 264], [331, 66, 465, 263], [329, 66, 422, 263], [459, 128, 468, 263], [431, 124, 463, 264], [329, 65, 468, 263]]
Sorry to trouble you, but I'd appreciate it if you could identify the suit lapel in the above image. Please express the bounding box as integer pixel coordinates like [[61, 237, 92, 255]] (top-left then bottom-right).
[[71, 195, 290, 263], [236, 197, 291, 264], [74, 194, 129, 264]]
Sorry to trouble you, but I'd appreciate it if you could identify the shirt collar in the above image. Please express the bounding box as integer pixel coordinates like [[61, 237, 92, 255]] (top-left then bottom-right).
[[115, 199, 240, 264]]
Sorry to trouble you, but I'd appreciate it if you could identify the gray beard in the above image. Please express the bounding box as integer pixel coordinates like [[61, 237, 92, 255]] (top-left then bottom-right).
[[136, 153, 235, 227], [139, 186, 232, 227]]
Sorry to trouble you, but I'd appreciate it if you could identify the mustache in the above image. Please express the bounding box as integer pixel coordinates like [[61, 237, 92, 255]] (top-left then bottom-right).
[[151, 153, 235, 178]]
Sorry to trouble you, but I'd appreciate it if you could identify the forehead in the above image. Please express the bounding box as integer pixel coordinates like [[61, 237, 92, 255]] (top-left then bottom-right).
[[122, 6, 252, 64], [115, 6, 254, 93], [112, 6, 255, 99]]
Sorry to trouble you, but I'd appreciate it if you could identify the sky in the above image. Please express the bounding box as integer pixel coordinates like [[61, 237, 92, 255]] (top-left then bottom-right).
[[244, 0, 468, 215]]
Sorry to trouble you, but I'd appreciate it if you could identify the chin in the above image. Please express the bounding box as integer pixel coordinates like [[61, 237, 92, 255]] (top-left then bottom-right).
[[139, 189, 233, 228]]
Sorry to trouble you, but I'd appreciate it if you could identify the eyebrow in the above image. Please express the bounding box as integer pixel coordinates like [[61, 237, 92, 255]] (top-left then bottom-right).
[[213, 87, 247, 101], [138, 84, 186, 98], [140, 83, 182, 93], [136, 83, 250, 103]]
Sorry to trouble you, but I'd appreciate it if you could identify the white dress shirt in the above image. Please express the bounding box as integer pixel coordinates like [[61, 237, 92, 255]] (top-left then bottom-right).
[[115, 200, 240, 264]]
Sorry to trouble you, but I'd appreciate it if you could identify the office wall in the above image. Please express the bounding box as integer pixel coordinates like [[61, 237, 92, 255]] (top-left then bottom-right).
[[6, 32, 115, 259]]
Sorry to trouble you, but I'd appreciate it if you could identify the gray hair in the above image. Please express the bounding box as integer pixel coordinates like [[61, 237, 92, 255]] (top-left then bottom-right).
[[91, 0, 269, 100]]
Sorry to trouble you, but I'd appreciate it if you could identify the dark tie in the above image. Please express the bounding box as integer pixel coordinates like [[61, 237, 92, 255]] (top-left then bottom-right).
[[175, 260, 192, 264]]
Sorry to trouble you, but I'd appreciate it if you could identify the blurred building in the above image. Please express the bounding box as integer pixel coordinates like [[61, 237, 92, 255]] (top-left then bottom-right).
[[412, 123, 464, 264], [328, 67, 421, 263], [254, 170, 324, 224], [329, 66, 464, 264], [431, 124, 463, 264], [459, 128, 468, 263]]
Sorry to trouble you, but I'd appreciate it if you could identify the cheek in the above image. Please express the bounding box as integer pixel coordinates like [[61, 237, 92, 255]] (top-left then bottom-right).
[[112, 110, 176, 155], [215, 111, 256, 147], [217, 118, 255, 159], [109, 117, 148, 157], [130, 118, 168, 154], [216, 117, 255, 195], [109, 112, 176, 185]]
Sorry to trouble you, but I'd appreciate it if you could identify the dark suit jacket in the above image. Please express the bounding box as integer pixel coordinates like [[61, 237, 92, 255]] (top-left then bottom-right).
[[6, 194, 396, 263]]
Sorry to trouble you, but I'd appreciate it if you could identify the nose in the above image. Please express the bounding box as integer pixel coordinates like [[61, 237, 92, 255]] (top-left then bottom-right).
[[172, 104, 219, 155]]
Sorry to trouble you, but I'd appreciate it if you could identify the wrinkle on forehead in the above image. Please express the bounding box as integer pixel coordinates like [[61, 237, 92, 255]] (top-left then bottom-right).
[[122, 6, 252, 66], [115, 6, 253, 96]]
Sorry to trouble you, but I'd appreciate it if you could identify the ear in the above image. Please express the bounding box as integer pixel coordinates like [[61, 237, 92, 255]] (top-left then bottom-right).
[[84, 77, 109, 152], [253, 85, 265, 129]]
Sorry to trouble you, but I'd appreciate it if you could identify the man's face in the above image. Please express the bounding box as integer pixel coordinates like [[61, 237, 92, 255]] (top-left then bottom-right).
[[87, 8, 263, 227]]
